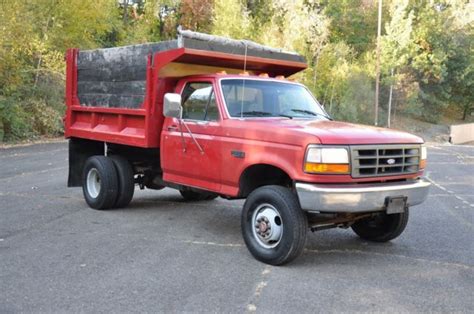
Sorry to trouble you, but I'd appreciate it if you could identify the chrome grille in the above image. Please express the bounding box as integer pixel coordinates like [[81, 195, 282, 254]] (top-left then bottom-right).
[[350, 145, 421, 178]]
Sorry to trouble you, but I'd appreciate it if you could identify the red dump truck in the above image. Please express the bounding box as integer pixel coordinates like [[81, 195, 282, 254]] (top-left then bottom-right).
[[65, 30, 430, 265]]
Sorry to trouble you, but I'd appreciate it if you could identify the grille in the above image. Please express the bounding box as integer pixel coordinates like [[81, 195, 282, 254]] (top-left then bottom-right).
[[350, 145, 421, 178]]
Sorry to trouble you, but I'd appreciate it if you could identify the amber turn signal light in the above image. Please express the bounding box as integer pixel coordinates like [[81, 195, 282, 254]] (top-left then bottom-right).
[[420, 145, 427, 170], [304, 163, 350, 174], [419, 159, 426, 169]]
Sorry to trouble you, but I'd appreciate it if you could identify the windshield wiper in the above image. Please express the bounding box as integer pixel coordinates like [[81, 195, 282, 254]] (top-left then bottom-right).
[[277, 114, 293, 119], [238, 111, 292, 119], [238, 111, 273, 116], [289, 109, 332, 120]]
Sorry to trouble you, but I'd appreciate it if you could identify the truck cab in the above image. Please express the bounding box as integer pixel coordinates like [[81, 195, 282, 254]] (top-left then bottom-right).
[[65, 30, 430, 265]]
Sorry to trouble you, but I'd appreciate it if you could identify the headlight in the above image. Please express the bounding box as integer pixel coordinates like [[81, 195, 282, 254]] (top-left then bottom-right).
[[420, 145, 427, 169], [304, 146, 350, 174]]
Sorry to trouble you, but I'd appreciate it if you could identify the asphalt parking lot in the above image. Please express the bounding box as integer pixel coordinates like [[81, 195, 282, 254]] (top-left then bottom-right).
[[0, 141, 473, 313]]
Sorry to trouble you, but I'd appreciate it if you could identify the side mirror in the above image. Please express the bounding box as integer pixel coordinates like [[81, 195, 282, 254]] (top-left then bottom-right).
[[163, 93, 182, 118]]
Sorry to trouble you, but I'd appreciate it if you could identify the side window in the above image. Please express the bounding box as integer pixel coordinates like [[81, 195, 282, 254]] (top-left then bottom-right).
[[181, 82, 219, 121]]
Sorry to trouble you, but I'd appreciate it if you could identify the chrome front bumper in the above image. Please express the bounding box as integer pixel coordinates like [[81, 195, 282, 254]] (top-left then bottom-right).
[[296, 178, 431, 213]]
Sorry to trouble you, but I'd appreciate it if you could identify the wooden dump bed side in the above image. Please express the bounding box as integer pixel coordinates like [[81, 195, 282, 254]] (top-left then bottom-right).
[[64, 29, 307, 148]]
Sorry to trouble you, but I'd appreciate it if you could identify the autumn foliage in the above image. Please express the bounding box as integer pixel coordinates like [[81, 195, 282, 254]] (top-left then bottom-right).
[[0, 0, 472, 141]]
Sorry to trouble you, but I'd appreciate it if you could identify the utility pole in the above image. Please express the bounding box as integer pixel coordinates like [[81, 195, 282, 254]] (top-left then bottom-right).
[[387, 68, 394, 128], [374, 0, 383, 126], [123, 0, 129, 24]]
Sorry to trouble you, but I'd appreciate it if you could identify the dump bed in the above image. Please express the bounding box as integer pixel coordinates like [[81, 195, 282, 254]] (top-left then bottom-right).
[[64, 29, 307, 148]]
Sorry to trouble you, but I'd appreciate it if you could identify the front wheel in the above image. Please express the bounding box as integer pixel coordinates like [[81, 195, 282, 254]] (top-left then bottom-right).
[[351, 209, 409, 242], [241, 186, 308, 265]]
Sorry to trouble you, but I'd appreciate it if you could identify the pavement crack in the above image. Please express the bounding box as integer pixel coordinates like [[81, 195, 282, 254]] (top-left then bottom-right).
[[304, 248, 473, 270], [246, 265, 272, 313], [181, 240, 243, 248], [431, 145, 473, 160]]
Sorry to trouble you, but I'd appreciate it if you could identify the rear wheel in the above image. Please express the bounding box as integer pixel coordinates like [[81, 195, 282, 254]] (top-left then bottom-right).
[[241, 185, 307, 265], [82, 156, 118, 210], [351, 209, 409, 242], [180, 189, 218, 201], [110, 155, 135, 208]]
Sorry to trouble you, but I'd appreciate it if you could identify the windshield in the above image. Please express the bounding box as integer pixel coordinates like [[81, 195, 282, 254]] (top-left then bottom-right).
[[220, 79, 330, 119]]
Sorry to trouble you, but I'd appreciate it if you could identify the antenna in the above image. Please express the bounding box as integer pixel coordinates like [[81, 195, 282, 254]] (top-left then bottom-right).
[[240, 41, 248, 119], [243, 40, 248, 72]]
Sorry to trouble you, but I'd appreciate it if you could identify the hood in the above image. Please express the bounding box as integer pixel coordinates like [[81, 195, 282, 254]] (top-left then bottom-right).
[[224, 118, 424, 145], [295, 119, 424, 145]]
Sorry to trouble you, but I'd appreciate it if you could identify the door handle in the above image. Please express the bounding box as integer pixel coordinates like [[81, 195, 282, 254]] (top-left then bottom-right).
[[167, 124, 179, 131]]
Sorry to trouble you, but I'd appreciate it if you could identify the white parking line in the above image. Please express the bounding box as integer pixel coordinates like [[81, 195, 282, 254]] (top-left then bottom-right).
[[304, 248, 472, 270], [246, 265, 272, 313], [182, 240, 243, 247], [426, 176, 474, 208], [181, 240, 473, 270]]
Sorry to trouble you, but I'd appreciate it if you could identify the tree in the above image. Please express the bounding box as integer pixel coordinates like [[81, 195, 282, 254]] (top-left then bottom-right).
[[179, 0, 214, 33], [322, 0, 381, 55], [403, 0, 472, 121], [0, 0, 120, 141], [212, 0, 252, 38]]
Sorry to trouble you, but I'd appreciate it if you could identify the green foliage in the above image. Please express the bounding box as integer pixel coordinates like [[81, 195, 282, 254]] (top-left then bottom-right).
[[383, 0, 474, 122], [0, 0, 120, 142], [0, 96, 63, 142], [309, 42, 374, 124], [322, 0, 380, 55], [212, 0, 252, 38], [382, 0, 414, 72], [0, 97, 35, 141], [1, 0, 472, 142]]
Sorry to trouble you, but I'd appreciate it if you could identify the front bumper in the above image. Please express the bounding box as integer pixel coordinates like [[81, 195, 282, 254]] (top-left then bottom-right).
[[296, 178, 431, 213]]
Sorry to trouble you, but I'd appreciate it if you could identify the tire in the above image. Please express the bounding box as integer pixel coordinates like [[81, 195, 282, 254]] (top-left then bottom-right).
[[110, 155, 135, 208], [241, 185, 308, 265], [82, 156, 119, 210], [351, 209, 409, 242], [180, 189, 218, 201]]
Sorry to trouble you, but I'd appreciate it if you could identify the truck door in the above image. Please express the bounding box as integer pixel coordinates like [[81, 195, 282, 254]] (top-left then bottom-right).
[[161, 80, 222, 192]]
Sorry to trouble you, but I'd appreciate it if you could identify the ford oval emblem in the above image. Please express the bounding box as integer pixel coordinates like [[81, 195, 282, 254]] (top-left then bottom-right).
[[387, 158, 396, 165]]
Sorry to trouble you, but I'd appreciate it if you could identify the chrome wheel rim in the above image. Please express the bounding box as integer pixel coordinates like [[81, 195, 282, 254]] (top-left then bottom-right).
[[86, 168, 101, 198], [251, 203, 283, 249]]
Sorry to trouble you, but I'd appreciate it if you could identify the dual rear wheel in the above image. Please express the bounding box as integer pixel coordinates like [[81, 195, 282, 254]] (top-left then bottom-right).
[[82, 155, 217, 209], [82, 155, 135, 210]]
